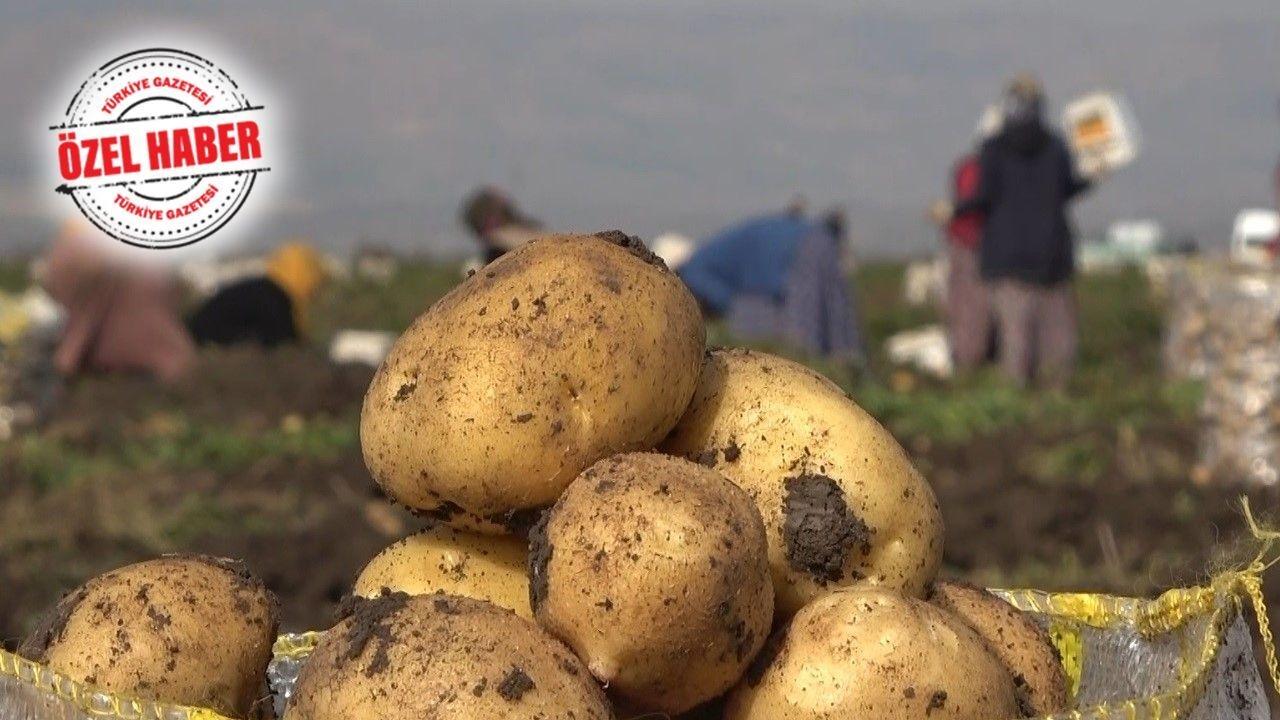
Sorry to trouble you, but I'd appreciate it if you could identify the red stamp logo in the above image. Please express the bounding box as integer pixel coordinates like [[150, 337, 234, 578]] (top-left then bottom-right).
[[51, 48, 271, 249]]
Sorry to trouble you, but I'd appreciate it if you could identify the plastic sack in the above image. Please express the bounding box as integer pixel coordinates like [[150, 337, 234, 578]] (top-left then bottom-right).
[[1164, 262, 1280, 486]]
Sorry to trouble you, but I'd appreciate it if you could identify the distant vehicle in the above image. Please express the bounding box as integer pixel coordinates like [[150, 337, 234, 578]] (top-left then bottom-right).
[[1107, 219, 1163, 255], [1230, 209, 1280, 266], [1078, 218, 1192, 271]]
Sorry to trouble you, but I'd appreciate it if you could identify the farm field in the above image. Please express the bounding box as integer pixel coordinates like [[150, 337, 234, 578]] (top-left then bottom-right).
[[1, 260, 1275, 646]]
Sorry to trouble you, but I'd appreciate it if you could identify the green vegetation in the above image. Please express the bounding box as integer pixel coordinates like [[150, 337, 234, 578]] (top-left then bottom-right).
[[312, 261, 464, 336], [855, 261, 942, 344], [13, 415, 356, 494]]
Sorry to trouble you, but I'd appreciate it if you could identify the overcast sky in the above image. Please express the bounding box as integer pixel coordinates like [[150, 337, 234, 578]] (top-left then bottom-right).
[[1, 1, 1277, 258]]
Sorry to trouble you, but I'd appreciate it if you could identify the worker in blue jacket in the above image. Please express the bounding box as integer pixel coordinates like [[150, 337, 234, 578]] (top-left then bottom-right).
[[678, 207, 864, 364]]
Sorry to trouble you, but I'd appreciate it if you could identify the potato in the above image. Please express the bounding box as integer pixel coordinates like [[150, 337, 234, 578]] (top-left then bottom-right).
[[725, 587, 1020, 720], [661, 348, 943, 615], [18, 555, 278, 719], [354, 526, 531, 619], [289, 591, 613, 720], [929, 580, 1068, 716], [531, 452, 773, 714], [361, 231, 705, 529]]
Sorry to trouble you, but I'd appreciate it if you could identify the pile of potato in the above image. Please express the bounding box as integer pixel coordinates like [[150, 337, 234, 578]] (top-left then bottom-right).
[[19, 232, 1068, 719]]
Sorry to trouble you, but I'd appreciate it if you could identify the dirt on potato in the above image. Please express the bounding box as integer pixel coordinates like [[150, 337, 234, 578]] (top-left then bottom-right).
[[782, 474, 872, 584], [340, 591, 411, 677], [15, 585, 88, 660]]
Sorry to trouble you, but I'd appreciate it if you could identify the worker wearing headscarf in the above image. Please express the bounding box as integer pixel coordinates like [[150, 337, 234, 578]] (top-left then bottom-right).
[[43, 221, 195, 382], [265, 242, 326, 334], [188, 241, 327, 347]]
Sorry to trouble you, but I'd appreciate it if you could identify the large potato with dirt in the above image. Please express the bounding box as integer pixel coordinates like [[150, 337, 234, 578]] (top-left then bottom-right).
[[929, 580, 1068, 715], [661, 348, 943, 615], [726, 587, 1020, 720], [19, 555, 278, 719], [361, 232, 704, 529], [355, 526, 531, 618], [289, 592, 613, 720], [531, 452, 773, 714]]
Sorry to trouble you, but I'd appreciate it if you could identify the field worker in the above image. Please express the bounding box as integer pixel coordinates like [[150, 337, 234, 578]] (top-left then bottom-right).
[[188, 241, 327, 348], [932, 106, 1003, 371], [460, 186, 545, 264], [679, 206, 865, 364], [43, 220, 194, 382], [950, 75, 1094, 387]]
